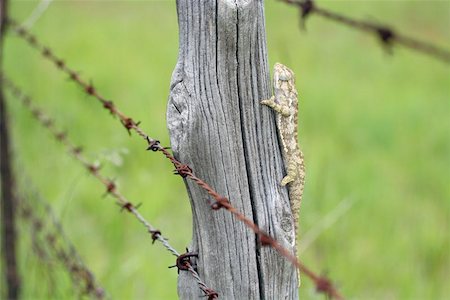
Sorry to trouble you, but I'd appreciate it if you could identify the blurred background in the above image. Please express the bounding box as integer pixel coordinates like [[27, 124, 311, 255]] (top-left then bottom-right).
[[1, 0, 449, 299]]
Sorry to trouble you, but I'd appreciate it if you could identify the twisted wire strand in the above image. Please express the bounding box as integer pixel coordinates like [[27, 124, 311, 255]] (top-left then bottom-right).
[[2, 75, 217, 299]]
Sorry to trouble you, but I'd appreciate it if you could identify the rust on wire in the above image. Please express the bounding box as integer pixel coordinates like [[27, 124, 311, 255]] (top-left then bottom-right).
[[120, 202, 133, 212], [55, 131, 66, 141], [149, 230, 161, 244], [280, 0, 450, 63], [73, 146, 83, 155], [208, 196, 230, 211], [4, 21, 342, 298], [203, 288, 219, 300], [102, 100, 115, 115], [146, 139, 161, 152], [121, 117, 139, 135], [297, 0, 314, 28], [105, 180, 116, 195], [173, 163, 192, 178], [87, 163, 101, 174], [169, 249, 199, 274], [2, 76, 219, 299], [85, 84, 95, 95], [119, 202, 142, 213]]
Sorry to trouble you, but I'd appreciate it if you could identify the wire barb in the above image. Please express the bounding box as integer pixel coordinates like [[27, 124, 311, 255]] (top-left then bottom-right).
[[2, 77, 216, 298], [17, 181, 106, 299], [173, 164, 192, 178], [149, 230, 161, 244], [208, 196, 230, 210], [146, 139, 161, 152], [4, 20, 345, 298], [279, 0, 450, 63], [298, 0, 314, 28], [121, 117, 137, 135], [169, 249, 199, 274]]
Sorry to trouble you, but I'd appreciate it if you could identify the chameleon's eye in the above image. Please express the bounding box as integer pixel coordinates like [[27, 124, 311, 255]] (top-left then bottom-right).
[[278, 71, 292, 81]]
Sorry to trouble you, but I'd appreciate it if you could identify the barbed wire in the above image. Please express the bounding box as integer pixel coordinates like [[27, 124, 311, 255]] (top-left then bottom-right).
[[18, 194, 106, 299], [279, 0, 450, 64], [5, 19, 343, 299], [16, 170, 110, 299], [1, 75, 218, 300], [22, 204, 59, 298], [22, 216, 62, 299]]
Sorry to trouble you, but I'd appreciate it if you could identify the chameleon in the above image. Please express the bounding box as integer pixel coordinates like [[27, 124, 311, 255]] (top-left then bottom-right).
[[261, 63, 306, 262]]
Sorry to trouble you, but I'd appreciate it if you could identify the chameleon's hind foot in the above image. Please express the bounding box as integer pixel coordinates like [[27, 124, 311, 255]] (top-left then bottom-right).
[[281, 174, 295, 186]]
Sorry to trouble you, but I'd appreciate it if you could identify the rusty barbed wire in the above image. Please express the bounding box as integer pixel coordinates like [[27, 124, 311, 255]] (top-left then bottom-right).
[[280, 0, 450, 64], [23, 206, 58, 297], [4, 19, 343, 299], [21, 210, 61, 298], [18, 194, 106, 299], [17, 171, 109, 299], [1, 76, 218, 300]]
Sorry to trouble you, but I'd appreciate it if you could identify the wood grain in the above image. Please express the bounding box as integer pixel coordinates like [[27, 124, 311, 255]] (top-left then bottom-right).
[[168, 1, 298, 298]]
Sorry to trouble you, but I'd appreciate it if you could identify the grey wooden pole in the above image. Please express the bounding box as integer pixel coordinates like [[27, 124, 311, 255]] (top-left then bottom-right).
[[0, 0, 21, 299], [168, 1, 298, 299]]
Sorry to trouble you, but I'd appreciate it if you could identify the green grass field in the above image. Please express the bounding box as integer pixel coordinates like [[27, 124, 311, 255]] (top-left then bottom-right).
[[2, 0, 449, 299]]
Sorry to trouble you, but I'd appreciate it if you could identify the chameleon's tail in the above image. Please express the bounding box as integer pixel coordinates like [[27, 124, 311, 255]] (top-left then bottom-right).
[[291, 160, 305, 287]]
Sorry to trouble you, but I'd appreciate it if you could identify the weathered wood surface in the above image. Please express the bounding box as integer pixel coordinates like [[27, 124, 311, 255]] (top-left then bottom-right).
[[168, 1, 298, 299]]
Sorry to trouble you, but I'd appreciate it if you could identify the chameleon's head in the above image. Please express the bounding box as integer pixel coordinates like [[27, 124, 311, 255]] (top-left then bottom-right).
[[273, 63, 295, 89]]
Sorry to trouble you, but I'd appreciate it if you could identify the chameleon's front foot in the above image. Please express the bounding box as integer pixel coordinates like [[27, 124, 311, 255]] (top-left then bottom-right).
[[261, 96, 291, 117], [260, 96, 275, 107]]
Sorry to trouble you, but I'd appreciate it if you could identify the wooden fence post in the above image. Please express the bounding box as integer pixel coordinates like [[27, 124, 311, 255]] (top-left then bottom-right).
[[0, 0, 21, 299], [168, 1, 299, 298]]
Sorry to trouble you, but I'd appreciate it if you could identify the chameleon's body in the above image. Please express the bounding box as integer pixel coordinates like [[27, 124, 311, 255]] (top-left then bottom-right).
[[261, 63, 305, 260]]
